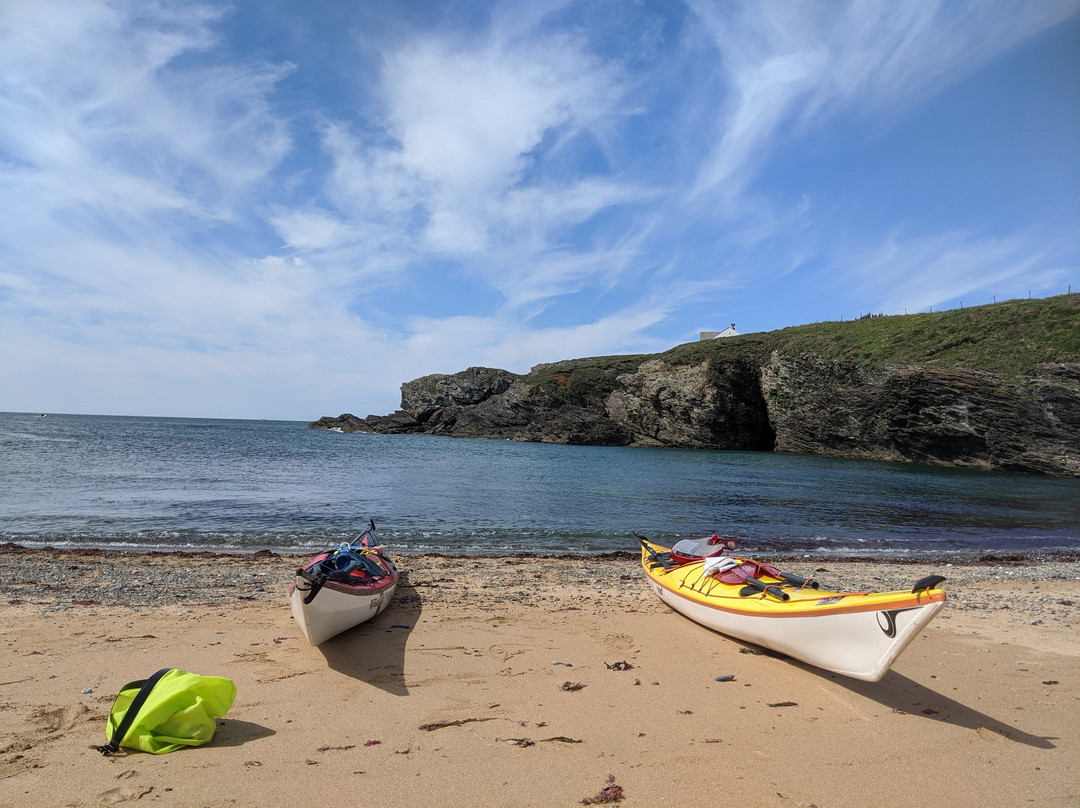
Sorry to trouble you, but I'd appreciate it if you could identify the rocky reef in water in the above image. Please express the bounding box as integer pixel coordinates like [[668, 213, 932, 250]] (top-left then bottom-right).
[[310, 295, 1080, 478]]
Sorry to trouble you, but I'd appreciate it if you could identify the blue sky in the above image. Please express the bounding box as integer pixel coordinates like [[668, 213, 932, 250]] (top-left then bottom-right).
[[2, 0, 1078, 420]]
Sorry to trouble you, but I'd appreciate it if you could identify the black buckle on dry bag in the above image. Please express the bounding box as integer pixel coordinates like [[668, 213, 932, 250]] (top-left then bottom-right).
[[94, 667, 173, 755]]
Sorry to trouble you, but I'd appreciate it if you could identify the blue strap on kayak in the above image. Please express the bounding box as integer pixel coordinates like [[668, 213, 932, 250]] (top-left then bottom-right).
[[300, 546, 388, 604]]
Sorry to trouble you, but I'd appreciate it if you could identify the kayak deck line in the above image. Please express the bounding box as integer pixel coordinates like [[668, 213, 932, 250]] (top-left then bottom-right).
[[649, 566, 945, 619]]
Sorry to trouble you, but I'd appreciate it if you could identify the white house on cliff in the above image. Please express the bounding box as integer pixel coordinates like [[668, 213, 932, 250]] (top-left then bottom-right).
[[699, 323, 739, 340]]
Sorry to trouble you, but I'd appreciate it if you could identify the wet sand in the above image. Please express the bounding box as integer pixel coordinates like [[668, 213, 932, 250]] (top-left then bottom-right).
[[1, 548, 1077, 807]]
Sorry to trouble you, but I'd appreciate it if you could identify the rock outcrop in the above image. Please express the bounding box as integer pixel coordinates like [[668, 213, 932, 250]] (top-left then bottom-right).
[[311, 295, 1080, 477], [606, 357, 774, 450], [311, 356, 1080, 477], [759, 355, 1079, 476]]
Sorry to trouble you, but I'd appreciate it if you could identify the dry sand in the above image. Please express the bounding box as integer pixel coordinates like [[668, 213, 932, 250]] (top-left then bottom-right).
[[1, 548, 1077, 808]]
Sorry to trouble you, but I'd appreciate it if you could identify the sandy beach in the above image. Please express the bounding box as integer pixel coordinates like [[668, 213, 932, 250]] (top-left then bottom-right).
[[1, 547, 1077, 808]]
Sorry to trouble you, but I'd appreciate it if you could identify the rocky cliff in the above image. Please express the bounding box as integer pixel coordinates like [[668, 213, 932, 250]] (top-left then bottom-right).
[[759, 355, 1079, 476], [310, 296, 1080, 477]]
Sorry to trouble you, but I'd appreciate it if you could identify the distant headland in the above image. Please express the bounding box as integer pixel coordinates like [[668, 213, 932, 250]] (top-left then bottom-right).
[[311, 294, 1080, 477]]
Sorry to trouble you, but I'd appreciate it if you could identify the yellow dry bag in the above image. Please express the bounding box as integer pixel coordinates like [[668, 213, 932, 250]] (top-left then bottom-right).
[[97, 668, 236, 755]]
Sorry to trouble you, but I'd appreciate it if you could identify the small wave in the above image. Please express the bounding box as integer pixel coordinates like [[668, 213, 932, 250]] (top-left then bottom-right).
[[0, 431, 77, 443]]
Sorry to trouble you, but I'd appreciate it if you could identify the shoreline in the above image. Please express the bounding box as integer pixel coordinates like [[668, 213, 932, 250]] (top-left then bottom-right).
[[4, 539, 1079, 562], [3, 543, 1079, 598], [2, 549, 1077, 807], [3, 546, 1078, 629]]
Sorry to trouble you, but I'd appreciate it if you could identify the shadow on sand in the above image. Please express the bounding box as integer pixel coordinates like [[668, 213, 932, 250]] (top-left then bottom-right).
[[317, 572, 422, 697], [830, 668, 1058, 749], [213, 719, 277, 747], [728, 636, 1057, 749]]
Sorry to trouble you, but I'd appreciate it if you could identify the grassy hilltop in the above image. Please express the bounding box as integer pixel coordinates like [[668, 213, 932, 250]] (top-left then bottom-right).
[[529, 294, 1080, 394]]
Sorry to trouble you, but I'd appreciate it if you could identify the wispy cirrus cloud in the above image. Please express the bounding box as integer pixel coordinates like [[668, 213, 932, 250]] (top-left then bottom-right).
[[0, 1, 291, 219], [847, 229, 1066, 315], [686, 0, 1078, 198]]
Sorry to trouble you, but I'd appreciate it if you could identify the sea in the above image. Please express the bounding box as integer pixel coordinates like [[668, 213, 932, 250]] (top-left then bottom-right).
[[1, 411, 1078, 558]]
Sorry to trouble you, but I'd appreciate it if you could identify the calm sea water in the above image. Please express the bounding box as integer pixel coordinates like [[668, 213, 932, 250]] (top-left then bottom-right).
[[1, 412, 1078, 557]]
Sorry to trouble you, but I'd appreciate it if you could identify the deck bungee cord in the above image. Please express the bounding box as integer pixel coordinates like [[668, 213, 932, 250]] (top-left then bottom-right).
[[295, 521, 393, 605]]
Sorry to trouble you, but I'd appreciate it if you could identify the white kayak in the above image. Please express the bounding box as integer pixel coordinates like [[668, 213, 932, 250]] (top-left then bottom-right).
[[290, 523, 399, 646]]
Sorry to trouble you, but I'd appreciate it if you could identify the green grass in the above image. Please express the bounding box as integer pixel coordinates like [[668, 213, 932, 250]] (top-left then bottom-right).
[[664, 294, 1080, 377], [520, 294, 1079, 399], [526, 354, 650, 405]]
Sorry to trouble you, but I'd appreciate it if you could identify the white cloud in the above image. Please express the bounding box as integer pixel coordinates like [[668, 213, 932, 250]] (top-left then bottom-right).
[[687, 0, 1080, 198], [424, 209, 489, 255], [268, 209, 353, 252], [0, 0, 292, 226], [848, 229, 1067, 314], [297, 18, 651, 318], [0, 1, 301, 370], [359, 27, 628, 260]]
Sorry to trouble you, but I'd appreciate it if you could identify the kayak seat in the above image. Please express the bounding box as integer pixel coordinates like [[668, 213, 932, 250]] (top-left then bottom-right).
[[670, 535, 736, 564], [713, 561, 767, 585]]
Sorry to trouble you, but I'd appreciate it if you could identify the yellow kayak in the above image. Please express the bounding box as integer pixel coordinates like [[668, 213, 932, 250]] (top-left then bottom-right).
[[640, 537, 946, 682]]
